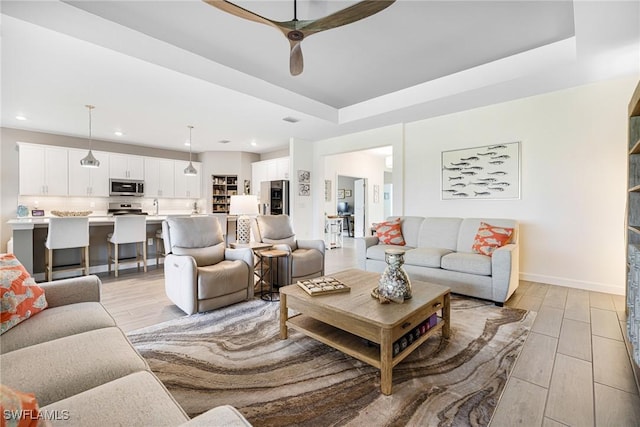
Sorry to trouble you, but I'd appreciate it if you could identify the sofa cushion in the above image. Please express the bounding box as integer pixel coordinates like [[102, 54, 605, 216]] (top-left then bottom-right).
[[1, 253, 48, 335], [396, 216, 425, 248], [404, 247, 453, 268], [0, 302, 116, 354], [167, 216, 224, 250], [197, 260, 249, 299], [0, 384, 40, 427], [472, 222, 514, 256], [441, 252, 492, 276], [173, 242, 225, 267], [374, 218, 406, 246], [41, 371, 189, 427], [0, 327, 148, 406], [417, 218, 462, 250], [256, 215, 298, 250]]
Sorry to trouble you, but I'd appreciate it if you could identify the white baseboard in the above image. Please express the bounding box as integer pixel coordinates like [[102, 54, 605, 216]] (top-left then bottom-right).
[[519, 272, 625, 296]]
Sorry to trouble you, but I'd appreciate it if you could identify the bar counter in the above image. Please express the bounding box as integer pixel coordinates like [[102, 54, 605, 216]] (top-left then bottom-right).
[[9, 215, 177, 277]]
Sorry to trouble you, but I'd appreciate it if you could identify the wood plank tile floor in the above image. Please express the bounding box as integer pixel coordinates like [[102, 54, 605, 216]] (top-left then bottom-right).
[[98, 237, 640, 426]]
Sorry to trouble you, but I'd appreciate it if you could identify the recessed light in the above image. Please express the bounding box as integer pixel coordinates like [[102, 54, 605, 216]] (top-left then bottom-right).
[[218, 140, 231, 144], [251, 140, 257, 147], [283, 116, 299, 123], [114, 131, 124, 137], [184, 140, 191, 146], [16, 115, 27, 121]]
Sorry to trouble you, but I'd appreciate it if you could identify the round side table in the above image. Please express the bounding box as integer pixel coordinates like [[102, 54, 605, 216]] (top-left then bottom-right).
[[260, 249, 289, 302]]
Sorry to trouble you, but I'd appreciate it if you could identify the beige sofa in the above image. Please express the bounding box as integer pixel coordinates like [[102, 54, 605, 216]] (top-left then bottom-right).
[[357, 217, 519, 305], [0, 275, 251, 426]]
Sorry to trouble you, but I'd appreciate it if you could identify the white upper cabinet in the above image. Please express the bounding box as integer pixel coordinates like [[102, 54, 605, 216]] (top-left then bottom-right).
[[109, 153, 144, 180], [251, 161, 267, 196], [276, 157, 290, 180], [144, 157, 175, 198], [252, 157, 290, 190], [174, 160, 201, 198], [68, 148, 110, 197], [19, 144, 68, 196]]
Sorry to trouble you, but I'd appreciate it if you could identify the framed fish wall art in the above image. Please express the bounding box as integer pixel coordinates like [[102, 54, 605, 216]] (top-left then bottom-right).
[[441, 141, 521, 200]]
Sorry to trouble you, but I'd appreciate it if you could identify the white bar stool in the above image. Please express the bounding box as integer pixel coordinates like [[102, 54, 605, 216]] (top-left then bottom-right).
[[45, 217, 90, 281], [155, 229, 165, 267], [107, 215, 147, 277]]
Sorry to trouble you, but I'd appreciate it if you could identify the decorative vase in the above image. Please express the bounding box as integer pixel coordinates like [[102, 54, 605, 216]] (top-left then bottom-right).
[[378, 248, 412, 303]]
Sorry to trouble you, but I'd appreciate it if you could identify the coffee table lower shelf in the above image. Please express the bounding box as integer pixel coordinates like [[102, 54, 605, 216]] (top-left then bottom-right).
[[286, 313, 444, 370]]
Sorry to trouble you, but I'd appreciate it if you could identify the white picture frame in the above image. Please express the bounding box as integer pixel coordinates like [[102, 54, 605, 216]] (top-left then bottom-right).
[[441, 141, 521, 200]]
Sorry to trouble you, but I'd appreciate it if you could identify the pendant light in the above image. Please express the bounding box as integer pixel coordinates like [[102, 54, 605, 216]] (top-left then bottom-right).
[[184, 125, 197, 176], [80, 105, 100, 168]]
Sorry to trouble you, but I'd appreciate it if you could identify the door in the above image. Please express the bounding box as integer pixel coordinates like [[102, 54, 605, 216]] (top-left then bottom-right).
[[354, 179, 366, 238]]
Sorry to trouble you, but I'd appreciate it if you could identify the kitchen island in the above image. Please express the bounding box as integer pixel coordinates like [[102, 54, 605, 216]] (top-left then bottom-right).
[[8, 215, 176, 278]]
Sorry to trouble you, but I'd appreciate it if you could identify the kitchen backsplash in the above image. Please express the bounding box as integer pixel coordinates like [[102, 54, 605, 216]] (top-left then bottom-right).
[[16, 196, 206, 217]]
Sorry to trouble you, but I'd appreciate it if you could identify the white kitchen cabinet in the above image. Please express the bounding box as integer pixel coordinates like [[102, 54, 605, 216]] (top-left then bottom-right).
[[68, 148, 110, 196], [109, 153, 144, 180], [252, 157, 290, 193], [144, 157, 175, 198], [276, 157, 290, 180], [251, 161, 267, 196], [174, 160, 201, 198], [19, 144, 68, 196]]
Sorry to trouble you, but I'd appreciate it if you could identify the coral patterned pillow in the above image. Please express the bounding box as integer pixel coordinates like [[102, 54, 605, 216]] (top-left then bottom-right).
[[1, 253, 48, 335], [374, 219, 406, 246], [472, 222, 514, 256], [0, 384, 41, 427]]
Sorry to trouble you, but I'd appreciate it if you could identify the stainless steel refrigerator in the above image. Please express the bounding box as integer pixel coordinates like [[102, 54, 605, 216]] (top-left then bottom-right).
[[260, 180, 289, 215]]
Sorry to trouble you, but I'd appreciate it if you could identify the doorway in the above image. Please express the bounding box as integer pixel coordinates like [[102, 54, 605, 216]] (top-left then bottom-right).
[[337, 175, 367, 238]]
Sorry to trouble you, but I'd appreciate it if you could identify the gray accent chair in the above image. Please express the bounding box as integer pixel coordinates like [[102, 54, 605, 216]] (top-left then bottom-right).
[[251, 215, 325, 286], [162, 216, 254, 314]]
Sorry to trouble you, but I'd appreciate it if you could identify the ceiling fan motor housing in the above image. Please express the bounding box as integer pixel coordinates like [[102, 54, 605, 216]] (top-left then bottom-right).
[[287, 30, 304, 41]]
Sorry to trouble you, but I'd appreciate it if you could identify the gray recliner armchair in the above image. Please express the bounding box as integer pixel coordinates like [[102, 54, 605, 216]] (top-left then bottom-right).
[[162, 216, 254, 315], [251, 215, 325, 286]]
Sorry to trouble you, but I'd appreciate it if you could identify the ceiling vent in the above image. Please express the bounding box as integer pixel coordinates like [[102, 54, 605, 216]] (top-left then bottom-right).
[[283, 116, 300, 123]]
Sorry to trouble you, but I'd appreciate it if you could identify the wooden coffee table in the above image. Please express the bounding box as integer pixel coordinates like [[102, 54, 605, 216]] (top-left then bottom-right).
[[279, 269, 450, 395]]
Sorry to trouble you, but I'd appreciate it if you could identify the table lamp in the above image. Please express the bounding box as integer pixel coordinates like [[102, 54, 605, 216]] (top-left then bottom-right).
[[229, 195, 259, 244]]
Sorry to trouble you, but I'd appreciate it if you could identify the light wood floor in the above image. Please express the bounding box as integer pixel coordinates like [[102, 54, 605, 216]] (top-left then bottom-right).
[[98, 238, 640, 426]]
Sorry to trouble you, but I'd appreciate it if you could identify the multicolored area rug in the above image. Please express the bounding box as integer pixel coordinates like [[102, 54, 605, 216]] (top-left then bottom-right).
[[128, 297, 534, 427]]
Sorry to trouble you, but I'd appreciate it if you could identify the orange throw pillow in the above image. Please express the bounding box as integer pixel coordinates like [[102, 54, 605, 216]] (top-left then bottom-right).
[[472, 222, 514, 256], [0, 384, 40, 427], [1, 254, 48, 335], [374, 219, 406, 246]]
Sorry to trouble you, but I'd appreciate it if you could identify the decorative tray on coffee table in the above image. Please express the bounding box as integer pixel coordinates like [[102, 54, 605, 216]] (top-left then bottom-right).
[[297, 277, 350, 296]]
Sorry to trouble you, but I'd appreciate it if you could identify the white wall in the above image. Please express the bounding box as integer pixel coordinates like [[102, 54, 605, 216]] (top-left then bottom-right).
[[403, 76, 636, 294], [297, 76, 636, 295], [290, 138, 315, 239]]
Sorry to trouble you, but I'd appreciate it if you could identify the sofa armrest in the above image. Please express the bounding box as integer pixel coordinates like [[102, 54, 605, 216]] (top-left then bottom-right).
[[356, 236, 379, 270], [491, 243, 520, 303], [225, 247, 254, 270], [297, 239, 326, 254], [39, 275, 102, 307], [164, 254, 198, 315], [181, 405, 252, 427]]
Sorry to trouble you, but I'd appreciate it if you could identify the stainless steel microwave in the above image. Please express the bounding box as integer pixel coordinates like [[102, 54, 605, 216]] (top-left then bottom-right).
[[110, 179, 144, 197]]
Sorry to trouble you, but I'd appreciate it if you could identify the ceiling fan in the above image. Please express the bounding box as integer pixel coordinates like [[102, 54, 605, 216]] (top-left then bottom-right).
[[203, 0, 396, 76]]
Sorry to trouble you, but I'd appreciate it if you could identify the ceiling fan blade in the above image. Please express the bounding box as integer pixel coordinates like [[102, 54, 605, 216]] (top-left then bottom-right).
[[203, 0, 281, 31], [289, 40, 304, 76], [301, 0, 396, 34]]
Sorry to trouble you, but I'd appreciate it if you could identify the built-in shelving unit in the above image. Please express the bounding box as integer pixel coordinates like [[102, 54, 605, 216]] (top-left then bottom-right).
[[212, 175, 238, 213], [625, 80, 640, 393]]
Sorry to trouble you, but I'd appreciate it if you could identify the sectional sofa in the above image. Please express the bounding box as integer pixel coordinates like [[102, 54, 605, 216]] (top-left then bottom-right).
[[357, 216, 519, 305], [0, 274, 251, 426]]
